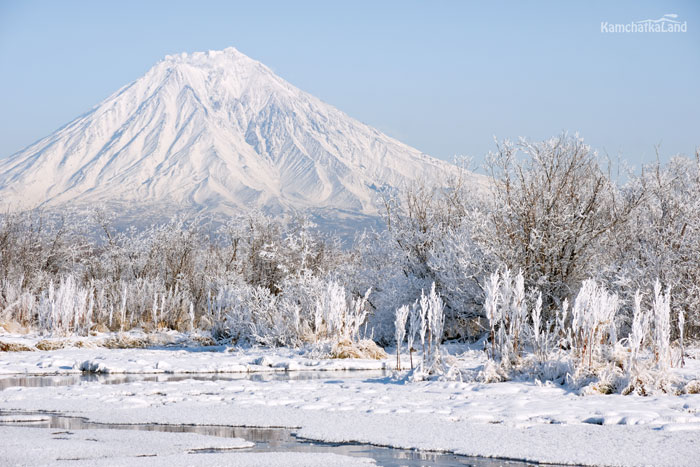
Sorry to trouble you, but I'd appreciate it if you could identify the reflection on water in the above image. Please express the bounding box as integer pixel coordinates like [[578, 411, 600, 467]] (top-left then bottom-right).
[[0, 410, 540, 467], [0, 370, 389, 390]]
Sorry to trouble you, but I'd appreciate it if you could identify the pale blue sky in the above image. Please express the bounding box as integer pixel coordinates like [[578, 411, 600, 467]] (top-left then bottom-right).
[[1, 0, 698, 169]]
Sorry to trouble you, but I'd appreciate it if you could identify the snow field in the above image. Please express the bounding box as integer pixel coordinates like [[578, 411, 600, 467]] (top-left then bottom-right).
[[1, 343, 699, 466]]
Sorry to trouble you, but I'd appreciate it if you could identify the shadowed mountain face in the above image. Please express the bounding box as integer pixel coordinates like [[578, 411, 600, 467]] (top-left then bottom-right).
[[0, 47, 475, 228]]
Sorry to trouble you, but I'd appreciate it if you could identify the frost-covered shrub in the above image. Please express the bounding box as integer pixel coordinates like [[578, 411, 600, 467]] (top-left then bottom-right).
[[0, 209, 355, 338], [394, 283, 447, 375], [86, 278, 196, 332], [652, 281, 672, 371], [483, 269, 529, 366], [607, 155, 700, 339], [209, 275, 372, 351], [425, 283, 445, 366], [627, 290, 649, 377], [569, 280, 619, 369], [406, 301, 420, 368], [0, 277, 36, 327], [370, 135, 641, 341], [375, 171, 488, 342], [207, 283, 302, 347], [394, 305, 409, 370], [38, 276, 93, 336], [481, 268, 684, 393], [0, 209, 87, 327], [343, 229, 423, 344], [483, 134, 639, 315]]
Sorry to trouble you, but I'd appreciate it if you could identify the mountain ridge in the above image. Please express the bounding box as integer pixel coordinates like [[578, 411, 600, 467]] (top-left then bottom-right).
[[0, 47, 480, 225]]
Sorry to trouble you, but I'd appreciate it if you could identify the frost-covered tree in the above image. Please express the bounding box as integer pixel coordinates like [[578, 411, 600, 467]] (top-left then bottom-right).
[[609, 153, 700, 338], [375, 168, 489, 340], [483, 133, 640, 314]]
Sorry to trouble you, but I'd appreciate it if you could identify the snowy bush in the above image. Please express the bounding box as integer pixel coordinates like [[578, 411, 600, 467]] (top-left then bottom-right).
[[608, 155, 700, 339], [569, 279, 619, 370], [480, 268, 685, 394], [208, 273, 374, 353], [483, 269, 528, 367], [38, 276, 93, 336], [0, 277, 36, 328], [394, 283, 447, 376], [394, 305, 409, 370], [483, 134, 639, 316], [376, 171, 488, 341]]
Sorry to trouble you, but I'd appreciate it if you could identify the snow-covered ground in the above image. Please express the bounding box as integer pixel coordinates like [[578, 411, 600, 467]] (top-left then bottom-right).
[[0, 342, 390, 376], [1, 334, 699, 466], [0, 424, 373, 466]]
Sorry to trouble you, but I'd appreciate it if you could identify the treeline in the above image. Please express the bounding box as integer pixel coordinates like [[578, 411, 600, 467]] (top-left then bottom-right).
[[381, 135, 700, 342], [0, 134, 698, 347]]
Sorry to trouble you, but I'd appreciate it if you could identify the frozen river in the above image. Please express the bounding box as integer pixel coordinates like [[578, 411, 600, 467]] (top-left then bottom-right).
[[1, 372, 537, 466], [0, 343, 698, 466]]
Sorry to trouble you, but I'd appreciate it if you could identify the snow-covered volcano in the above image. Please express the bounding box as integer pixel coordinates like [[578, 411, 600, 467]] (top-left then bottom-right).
[[0, 47, 467, 222]]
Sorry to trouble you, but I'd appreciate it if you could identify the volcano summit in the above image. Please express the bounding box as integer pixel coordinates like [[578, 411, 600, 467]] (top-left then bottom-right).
[[0, 47, 471, 225]]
